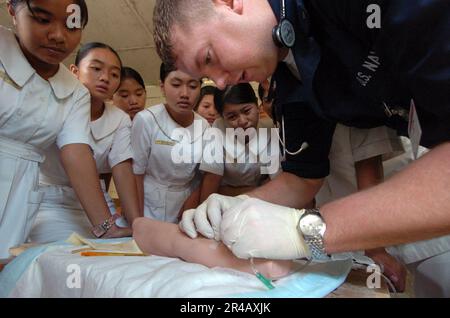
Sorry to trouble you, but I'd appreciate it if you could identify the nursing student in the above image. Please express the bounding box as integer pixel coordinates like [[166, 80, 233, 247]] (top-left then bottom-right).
[[113, 66, 147, 120], [131, 63, 209, 223], [0, 0, 130, 259], [193, 84, 219, 126], [183, 83, 280, 212], [29, 42, 140, 243]]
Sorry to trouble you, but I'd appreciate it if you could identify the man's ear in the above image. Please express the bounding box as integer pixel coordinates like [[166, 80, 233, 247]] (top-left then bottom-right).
[[212, 0, 243, 14], [69, 64, 79, 77]]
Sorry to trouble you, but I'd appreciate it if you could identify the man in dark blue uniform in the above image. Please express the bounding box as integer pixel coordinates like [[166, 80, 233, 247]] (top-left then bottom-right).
[[152, 0, 450, 296]]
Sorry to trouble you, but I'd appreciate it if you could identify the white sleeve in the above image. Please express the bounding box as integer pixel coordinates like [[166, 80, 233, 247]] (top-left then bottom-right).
[[350, 126, 404, 162], [199, 159, 225, 176], [199, 127, 225, 176], [56, 87, 90, 148], [131, 112, 152, 175], [108, 115, 133, 168]]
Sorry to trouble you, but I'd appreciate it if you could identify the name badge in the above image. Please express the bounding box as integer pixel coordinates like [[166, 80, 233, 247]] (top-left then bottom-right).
[[155, 140, 176, 147], [408, 99, 422, 160]]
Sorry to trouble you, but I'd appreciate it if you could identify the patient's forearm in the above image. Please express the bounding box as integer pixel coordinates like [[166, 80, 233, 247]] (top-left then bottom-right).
[[132, 218, 293, 279]]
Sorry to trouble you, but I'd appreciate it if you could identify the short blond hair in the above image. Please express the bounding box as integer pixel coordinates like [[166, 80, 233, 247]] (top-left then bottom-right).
[[153, 0, 215, 70]]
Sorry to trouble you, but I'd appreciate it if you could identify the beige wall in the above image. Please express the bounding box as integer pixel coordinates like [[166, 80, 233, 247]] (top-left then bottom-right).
[[145, 85, 165, 107]]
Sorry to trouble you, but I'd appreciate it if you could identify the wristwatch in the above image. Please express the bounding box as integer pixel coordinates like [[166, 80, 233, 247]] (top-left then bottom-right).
[[297, 208, 330, 261], [92, 213, 120, 238]]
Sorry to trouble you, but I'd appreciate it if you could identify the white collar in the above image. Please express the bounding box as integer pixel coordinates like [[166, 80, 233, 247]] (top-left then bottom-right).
[[90, 103, 128, 140], [283, 49, 302, 81], [148, 104, 208, 144], [0, 26, 79, 99]]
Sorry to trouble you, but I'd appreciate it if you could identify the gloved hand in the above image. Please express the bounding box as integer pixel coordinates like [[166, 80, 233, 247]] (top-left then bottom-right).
[[179, 193, 250, 240], [221, 198, 311, 260]]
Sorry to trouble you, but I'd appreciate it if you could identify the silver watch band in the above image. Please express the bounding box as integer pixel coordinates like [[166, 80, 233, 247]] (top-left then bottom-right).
[[298, 208, 330, 261], [306, 235, 330, 261]]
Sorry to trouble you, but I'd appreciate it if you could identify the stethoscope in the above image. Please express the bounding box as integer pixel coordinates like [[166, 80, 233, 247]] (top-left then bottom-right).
[[266, 77, 309, 158], [275, 114, 309, 157], [271, 0, 309, 158], [275, 115, 309, 158]]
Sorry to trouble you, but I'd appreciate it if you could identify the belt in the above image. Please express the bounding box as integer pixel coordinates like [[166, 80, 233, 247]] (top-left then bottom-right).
[[0, 135, 45, 163]]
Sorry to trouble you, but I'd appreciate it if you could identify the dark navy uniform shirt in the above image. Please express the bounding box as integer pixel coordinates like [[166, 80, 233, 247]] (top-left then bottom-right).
[[268, 0, 450, 179]]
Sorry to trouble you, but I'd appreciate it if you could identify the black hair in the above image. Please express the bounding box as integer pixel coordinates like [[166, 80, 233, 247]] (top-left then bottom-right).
[[159, 62, 176, 82], [159, 62, 202, 84], [214, 83, 258, 115], [74, 42, 122, 68], [9, 0, 89, 28], [121, 66, 145, 89], [194, 86, 217, 111]]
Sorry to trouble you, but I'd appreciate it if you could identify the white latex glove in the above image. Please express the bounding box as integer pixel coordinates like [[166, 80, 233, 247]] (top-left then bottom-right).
[[221, 198, 311, 260], [179, 193, 250, 240]]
